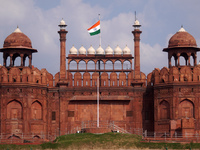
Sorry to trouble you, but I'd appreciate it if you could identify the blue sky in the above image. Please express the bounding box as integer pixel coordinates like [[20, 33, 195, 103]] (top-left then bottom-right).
[[0, 0, 200, 75]]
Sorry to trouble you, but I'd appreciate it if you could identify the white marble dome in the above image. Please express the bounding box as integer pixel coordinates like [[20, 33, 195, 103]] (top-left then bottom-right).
[[105, 46, 113, 55], [134, 20, 140, 26], [123, 45, 131, 54], [79, 46, 86, 54], [69, 45, 77, 54], [87, 46, 95, 54], [60, 19, 66, 25], [114, 45, 122, 55], [96, 46, 104, 55]]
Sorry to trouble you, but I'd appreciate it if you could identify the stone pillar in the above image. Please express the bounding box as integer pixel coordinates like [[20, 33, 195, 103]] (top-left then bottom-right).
[[29, 55, 32, 67], [132, 29, 142, 80], [20, 54, 24, 66], [58, 28, 68, 81], [168, 55, 171, 68], [10, 54, 13, 67], [194, 54, 197, 66], [177, 53, 180, 66], [3, 53, 6, 66]]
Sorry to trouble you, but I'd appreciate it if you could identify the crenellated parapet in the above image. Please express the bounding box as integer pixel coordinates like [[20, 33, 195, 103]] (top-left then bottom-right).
[[0, 66, 53, 87], [148, 65, 200, 85]]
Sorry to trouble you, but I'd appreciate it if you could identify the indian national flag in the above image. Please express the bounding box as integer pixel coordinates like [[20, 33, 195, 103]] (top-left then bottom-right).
[[87, 20, 100, 36]]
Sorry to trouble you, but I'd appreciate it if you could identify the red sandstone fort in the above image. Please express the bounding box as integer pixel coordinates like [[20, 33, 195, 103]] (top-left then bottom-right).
[[0, 18, 199, 142]]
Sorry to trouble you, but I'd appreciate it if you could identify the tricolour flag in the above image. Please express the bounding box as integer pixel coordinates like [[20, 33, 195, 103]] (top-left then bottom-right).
[[87, 20, 100, 36]]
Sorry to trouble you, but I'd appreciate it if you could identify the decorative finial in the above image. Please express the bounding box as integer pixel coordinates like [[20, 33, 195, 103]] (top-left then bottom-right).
[[135, 11, 137, 21], [133, 11, 141, 29], [59, 18, 67, 29]]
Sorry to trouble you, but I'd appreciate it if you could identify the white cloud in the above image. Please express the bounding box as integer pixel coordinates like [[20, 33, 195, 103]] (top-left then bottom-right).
[[140, 42, 167, 74]]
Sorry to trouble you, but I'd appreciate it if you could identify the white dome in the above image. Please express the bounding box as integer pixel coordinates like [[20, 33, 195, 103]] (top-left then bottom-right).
[[123, 45, 131, 54], [105, 46, 113, 55], [134, 20, 140, 26], [69, 45, 77, 54], [96, 46, 104, 55], [114, 45, 122, 55], [60, 19, 66, 25], [79, 46, 86, 54], [88, 46, 95, 54]]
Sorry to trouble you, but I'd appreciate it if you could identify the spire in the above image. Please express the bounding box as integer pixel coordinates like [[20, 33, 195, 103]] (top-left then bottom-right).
[[133, 11, 141, 29], [14, 26, 22, 33], [178, 25, 186, 32]]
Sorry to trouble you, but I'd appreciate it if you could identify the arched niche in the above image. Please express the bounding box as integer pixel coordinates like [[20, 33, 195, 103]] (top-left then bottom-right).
[[101, 72, 108, 86], [123, 60, 131, 70], [74, 72, 82, 86], [160, 67, 169, 83], [105, 60, 113, 70], [87, 60, 95, 70], [110, 72, 117, 86], [119, 72, 126, 86], [83, 72, 91, 86], [114, 60, 122, 70], [159, 100, 170, 120], [92, 72, 99, 87], [31, 101, 42, 120], [78, 60, 86, 70], [178, 99, 194, 119], [69, 60, 77, 70], [7, 100, 23, 119]]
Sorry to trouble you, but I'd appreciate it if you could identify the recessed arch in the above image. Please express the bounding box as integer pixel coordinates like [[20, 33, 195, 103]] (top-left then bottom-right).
[[7, 100, 23, 119], [178, 99, 194, 119], [159, 100, 170, 120], [31, 100, 42, 120]]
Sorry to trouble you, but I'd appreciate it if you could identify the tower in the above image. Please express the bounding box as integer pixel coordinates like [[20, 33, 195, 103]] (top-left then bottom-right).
[[58, 19, 68, 86], [132, 18, 142, 80]]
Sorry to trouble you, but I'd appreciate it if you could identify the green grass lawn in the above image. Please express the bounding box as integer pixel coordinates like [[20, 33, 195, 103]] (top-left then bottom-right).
[[0, 132, 200, 149]]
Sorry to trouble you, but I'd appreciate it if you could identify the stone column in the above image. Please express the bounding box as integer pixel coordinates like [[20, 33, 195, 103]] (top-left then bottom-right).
[[10, 54, 13, 67], [20, 54, 24, 66], [132, 29, 142, 79], [58, 29, 68, 80], [29, 55, 32, 67]]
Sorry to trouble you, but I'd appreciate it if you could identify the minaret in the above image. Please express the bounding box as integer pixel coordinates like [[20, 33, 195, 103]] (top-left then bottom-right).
[[58, 19, 68, 83], [132, 16, 142, 80]]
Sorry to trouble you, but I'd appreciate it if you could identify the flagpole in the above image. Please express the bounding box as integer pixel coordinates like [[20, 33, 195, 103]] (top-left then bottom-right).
[[98, 14, 101, 46], [97, 76, 99, 128]]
